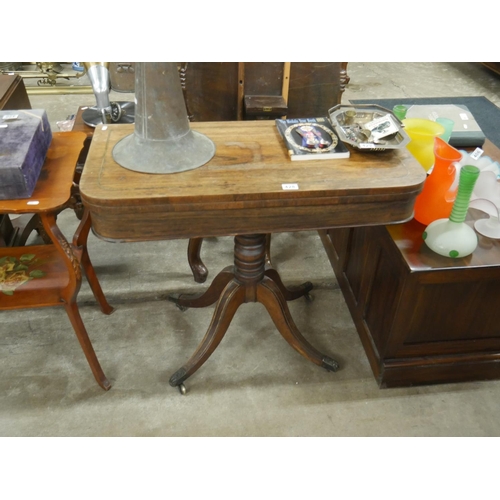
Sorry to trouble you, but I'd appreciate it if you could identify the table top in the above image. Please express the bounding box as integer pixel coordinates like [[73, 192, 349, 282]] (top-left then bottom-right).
[[0, 131, 86, 215], [80, 121, 427, 241]]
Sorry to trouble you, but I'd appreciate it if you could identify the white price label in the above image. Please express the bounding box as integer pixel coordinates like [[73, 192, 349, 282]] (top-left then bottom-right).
[[2, 114, 18, 120], [282, 183, 299, 190], [470, 148, 484, 160]]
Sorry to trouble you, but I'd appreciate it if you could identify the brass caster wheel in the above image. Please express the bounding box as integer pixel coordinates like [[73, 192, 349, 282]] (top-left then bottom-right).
[[322, 356, 340, 372], [167, 294, 188, 312], [178, 383, 187, 395], [305, 292, 314, 302]]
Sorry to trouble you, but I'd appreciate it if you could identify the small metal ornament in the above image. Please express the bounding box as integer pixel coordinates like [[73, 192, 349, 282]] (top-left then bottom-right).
[[82, 101, 135, 127], [82, 62, 135, 127]]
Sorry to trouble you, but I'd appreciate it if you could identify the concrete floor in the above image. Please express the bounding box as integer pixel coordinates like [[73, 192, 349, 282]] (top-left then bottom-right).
[[2, 62, 500, 438]]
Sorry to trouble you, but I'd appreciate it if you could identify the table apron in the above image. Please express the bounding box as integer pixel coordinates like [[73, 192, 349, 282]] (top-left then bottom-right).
[[87, 194, 419, 241]]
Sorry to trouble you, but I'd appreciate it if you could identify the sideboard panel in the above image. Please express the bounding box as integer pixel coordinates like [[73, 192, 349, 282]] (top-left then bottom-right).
[[319, 215, 500, 387]]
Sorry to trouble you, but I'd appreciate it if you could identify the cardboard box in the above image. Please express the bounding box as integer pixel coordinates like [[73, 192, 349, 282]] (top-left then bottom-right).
[[0, 109, 52, 199]]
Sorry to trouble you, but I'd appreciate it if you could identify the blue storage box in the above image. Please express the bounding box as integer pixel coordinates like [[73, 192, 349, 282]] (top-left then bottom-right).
[[0, 109, 52, 200]]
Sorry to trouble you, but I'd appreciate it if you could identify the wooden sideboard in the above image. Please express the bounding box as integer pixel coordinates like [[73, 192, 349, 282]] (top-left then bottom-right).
[[320, 140, 500, 387], [0, 73, 31, 110], [482, 62, 500, 76], [0, 74, 32, 246]]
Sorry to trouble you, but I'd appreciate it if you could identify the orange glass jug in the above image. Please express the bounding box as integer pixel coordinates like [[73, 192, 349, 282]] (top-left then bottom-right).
[[413, 137, 463, 226]]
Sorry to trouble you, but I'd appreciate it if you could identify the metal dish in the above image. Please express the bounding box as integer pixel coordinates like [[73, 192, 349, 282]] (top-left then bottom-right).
[[82, 101, 135, 128], [328, 104, 410, 151]]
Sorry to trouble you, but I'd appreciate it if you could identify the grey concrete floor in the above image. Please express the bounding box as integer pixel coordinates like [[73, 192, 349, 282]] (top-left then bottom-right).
[[2, 63, 500, 438]]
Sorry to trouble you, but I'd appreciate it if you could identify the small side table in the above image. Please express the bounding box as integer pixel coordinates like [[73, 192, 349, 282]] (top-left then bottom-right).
[[0, 132, 114, 390]]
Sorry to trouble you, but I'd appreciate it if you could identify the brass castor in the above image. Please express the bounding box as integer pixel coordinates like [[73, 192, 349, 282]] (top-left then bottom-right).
[[322, 356, 340, 372], [178, 383, 187, 395], [167, 294, 188, 312]]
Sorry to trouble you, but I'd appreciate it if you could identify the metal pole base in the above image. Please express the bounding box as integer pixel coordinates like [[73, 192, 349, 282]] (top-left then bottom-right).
[[112, 129, 216, 174]]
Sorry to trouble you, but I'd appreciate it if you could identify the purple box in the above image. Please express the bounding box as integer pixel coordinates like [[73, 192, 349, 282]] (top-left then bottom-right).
[[0, 109, 52, 200]]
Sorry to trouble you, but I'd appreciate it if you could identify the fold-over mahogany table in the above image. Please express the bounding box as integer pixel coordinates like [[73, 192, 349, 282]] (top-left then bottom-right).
[[80, 121, 426, 393]]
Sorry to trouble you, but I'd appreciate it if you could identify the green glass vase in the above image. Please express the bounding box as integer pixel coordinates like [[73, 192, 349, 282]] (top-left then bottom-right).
[[422, 165, 480, 258]]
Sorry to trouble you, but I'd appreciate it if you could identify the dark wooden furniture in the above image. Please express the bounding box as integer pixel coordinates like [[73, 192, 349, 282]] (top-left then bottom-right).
[[0, 73, 31, 110], [109, 62, 136, 92], [320, 139, 500, 388], [71, 106, 95, 204], [109, 62, 350, 114], [482, 63, 500, 76], [0, 132, 114, 390], [80, 121, 425, 392], [182, 62, 349, 282], [179, 62, 349, 121], [0, 74, 32, 245]]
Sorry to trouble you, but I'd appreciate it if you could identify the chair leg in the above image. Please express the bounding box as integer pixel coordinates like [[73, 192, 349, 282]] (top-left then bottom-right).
[[188, 237, 208, 283], [64, 301, 111, 390]]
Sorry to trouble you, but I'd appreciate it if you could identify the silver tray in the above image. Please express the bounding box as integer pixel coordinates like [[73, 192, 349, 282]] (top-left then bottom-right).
[[328, 104, 410, 151]]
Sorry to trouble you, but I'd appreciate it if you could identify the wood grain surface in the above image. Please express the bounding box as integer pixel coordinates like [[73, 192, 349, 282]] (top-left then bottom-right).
[[80, 121, 426, 241]]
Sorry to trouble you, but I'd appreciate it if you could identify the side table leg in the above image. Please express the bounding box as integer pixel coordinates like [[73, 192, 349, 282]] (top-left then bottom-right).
[[169, 280, 246, 390], [41, 211, 112, 390], [168, 265, 234, 309], [80, 249, 115, 315], [64, 300, 112, 390], [264, 268, 313, 302], [257, 276, 339, 372], [73, 208, 114, 315]]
